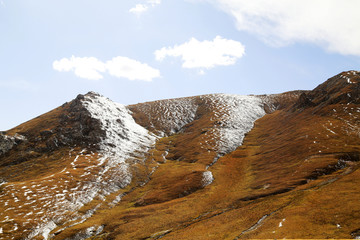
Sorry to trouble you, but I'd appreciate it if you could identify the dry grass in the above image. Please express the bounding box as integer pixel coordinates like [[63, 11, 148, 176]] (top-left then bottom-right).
[[1, 72, 360, 239], [54, 88, 360, 239]]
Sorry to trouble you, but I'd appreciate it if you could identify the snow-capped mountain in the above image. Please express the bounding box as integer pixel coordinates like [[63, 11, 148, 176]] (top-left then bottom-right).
[[0, 71, 359, 239]]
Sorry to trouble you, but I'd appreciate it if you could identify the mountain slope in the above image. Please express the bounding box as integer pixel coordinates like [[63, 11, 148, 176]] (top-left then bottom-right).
[[0, 71, 359, 239], [0, 92, 157, 239]]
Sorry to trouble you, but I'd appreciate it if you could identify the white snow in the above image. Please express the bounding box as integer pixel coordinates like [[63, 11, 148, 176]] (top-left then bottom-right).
[[162, 151, 169, 162], [27, 220, 57, 240], [279, 218, 286, 227], [24, 212, 33, 217], [200, 94, 266, 155], [130, 97, 198, 135], [110, 193, 126, 207], [82, 93, 156, 158], [21, 93, 158, 239], [241, 214, 268, 234], [201, 171, 214, 187], [7, 92, 268, 238], [322, 124, 336, 135], [132, 93, 265, 157], [340, 71, 358, 83]]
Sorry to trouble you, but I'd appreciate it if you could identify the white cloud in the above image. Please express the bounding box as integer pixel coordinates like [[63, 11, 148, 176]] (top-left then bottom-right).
[[129, 4, 148, 15], [148, 0, 161, 6], [205, 0, 360, 56], [129, 0, 161, 15], [53, 56, 160, 81], [154, 36, 245, 70], [53, 56, 106, 80], [106, 56, 160, 82]]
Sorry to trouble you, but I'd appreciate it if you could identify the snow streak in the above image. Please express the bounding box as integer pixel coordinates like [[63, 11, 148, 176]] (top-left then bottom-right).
[[202, 94, 266, 155], [0, 93, 156, 240], [1, 92, 267, 239]]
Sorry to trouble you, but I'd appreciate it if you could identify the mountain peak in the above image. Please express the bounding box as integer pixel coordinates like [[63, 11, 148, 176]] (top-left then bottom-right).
[[292, 70, 360, 111], [1, 71, 359, 239]]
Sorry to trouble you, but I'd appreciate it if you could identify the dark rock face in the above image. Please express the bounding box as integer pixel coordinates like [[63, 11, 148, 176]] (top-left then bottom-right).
[[0, 133, 26, 156], [53, 93, 106, 150], [292, 71, 360, 112], [1, 92, 106, 165], [292, 92, 315, 111]]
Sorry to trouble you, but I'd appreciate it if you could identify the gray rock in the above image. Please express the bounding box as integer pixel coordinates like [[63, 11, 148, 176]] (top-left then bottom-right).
[[0, 133, 26, 156]]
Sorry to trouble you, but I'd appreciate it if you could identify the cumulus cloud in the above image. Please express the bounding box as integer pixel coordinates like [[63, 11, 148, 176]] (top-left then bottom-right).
[[154, 36, 245, 70], [129, 4, 148, 15], [53, 56, 160, 81], [106, 56, 160, 82], [129, 0, 161, 15], [205, 0, 360, 56], [53, 56, 106, 80]]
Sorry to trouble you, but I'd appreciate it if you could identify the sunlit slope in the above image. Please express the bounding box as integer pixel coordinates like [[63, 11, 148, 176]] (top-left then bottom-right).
[[0, 93, 157, 239], [1, 71, 359, 239], [0, 91, 280, 239], [52, 71, 359, 239]]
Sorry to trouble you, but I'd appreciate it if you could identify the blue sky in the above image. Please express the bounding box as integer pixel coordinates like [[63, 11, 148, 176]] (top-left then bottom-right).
[[1, 0, 360, 130]]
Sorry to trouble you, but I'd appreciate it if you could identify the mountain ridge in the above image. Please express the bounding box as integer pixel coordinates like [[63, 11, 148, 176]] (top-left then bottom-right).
[[0, 70, 359, 239]]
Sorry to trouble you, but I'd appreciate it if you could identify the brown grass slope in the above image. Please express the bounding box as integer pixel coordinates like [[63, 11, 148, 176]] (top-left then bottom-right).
[[0, 94, 106, 182], [0, 94, 111, 239], [0, 94, 157, 239], [1, 71, 359, 239], [53, 71, 359, 239]]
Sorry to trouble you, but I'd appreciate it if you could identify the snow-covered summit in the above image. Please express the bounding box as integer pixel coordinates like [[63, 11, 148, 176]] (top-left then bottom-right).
[[22, 93, 157, 239], [81, 92, 156, 155]]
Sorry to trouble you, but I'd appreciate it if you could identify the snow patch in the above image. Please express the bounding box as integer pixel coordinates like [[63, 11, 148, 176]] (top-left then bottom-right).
[[27, 221, 57, 240], [279, 218, 285, 227], [23, 93, 157, 239], [9, 92, 267, 239], [130, 97, 198, 135], [201, 94, 266, 155], [83, 93, 156, 156], [201, 171, 214, 187], [64, 225, 104, 240], [240, 214, 268, 235]]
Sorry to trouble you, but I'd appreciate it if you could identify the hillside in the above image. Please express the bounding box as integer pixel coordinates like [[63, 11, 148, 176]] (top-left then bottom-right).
[[0, 71, 359, 239]]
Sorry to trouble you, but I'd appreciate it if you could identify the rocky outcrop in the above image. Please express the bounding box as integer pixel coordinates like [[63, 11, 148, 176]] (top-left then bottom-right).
[[54, 92, 106, 150], [16, 92, 107, 153], [259, 90, 307, 113], [0, 133, 26, 156], [292, 92, 315, 111], [291, 70, 360, 112], [0, 92, 107, 172]]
